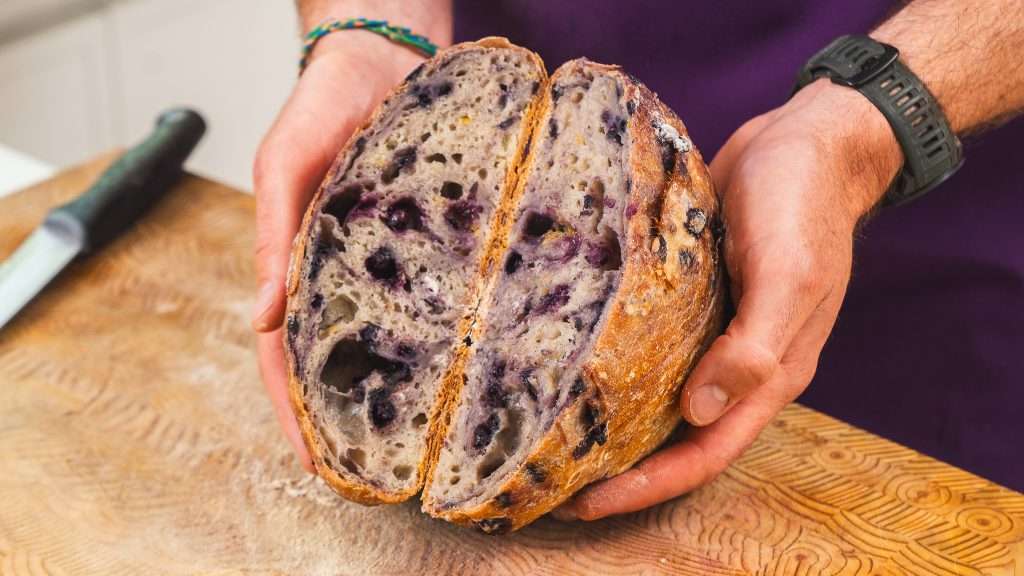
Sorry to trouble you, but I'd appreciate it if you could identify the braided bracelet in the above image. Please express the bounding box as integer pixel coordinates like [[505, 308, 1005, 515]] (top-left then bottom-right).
[[299, 18, 438, 75]]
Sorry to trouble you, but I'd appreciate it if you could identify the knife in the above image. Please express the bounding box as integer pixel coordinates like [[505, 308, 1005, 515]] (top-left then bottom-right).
[[0, 108, 206, 329]]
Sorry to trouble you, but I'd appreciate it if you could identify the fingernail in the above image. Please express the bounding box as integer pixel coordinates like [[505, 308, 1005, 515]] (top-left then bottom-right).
[[251, 281, 275, 330], [690, 384, 729, 425], [550, 504, 579, 522]]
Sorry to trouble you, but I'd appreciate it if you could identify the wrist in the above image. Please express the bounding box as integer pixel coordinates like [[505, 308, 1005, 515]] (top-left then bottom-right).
[[788, 79, 904, 217]]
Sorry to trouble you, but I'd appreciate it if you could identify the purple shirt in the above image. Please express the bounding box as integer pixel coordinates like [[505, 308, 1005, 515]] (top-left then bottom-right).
[[455, 0, 1024, 490]]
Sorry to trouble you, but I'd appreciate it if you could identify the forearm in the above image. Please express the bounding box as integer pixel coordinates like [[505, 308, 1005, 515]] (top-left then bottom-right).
[[873, 0, 1024, 134]]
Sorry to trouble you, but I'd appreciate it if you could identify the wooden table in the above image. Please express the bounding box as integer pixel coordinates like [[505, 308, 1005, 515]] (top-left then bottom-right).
[[1, 156, 1021, 575]]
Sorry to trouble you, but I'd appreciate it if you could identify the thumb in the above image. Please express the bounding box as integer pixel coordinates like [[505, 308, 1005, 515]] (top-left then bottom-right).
[[681, 250, 823, 425]]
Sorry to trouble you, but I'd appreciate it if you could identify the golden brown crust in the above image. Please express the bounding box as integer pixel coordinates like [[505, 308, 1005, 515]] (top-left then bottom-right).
[[283, 38, 548, 506], [422, 60, 725, 531]]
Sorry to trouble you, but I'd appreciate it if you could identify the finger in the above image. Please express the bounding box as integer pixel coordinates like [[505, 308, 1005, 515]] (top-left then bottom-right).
[[680, 247, 826, 426], [251, 56, 389, 333], [258, 330, 315, 473], [574, 362, 797, 520]]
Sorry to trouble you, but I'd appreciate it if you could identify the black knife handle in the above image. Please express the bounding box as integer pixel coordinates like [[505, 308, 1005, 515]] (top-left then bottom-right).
[[44, 108, 207, 255]]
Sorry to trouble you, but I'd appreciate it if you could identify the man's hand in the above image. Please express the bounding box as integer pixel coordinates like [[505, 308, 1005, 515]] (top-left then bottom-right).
[[250, 31, 433, 471], [557, 79, 903, 520]]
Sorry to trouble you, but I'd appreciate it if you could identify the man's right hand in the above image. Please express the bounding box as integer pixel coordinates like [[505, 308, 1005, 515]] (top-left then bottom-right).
[[250, 32, 430, 470]]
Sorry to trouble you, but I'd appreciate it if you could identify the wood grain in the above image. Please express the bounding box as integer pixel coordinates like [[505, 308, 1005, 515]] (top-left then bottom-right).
[[0, 155, 1021, 575]]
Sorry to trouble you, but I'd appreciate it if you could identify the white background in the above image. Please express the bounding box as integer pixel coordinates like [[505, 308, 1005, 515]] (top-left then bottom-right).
[[0, 0, 301, 192]]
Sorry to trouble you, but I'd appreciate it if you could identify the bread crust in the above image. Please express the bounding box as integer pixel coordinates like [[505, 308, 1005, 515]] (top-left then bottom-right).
[[421, 60, 725, 532], [283, 38, 548, 505]]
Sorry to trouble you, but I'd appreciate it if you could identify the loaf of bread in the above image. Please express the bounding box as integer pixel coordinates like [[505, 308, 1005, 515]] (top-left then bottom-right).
[[284, 38, 724, 532]]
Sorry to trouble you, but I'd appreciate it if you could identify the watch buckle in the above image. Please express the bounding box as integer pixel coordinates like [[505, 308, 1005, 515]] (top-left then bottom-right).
[[832, 43, 900, 88]]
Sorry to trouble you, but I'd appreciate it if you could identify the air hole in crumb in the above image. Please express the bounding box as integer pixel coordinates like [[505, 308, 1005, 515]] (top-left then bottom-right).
[[412, 413, 428, 427], [392, 465, 413, 480], [319, 294, 358, 330], [476, 409, 523, 481], [450, 475, 461, 485], [420, 133, 431, 142], [522, 212, 556, 241], [478, 168, 488, 179], [346, 447, 366, 469], [439, 181, 463, 200], [425, 153, 446, 164], [452, 153, 463, 164], [572, 91, 583, 103]]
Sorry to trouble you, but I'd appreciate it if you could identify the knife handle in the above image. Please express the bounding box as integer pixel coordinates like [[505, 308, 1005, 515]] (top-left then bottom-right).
[[44, 108, 207, 255]]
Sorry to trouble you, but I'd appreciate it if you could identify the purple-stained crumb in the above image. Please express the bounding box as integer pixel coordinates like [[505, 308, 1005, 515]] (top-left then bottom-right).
[[548, 118, 558, 139], [585, 241, 612, 268], [396, 342, 416, 359], [656, 235, 667, 263], [532, 284, 571, 316], [310, 293, 324, 308], [473, 413, 501, 451], [497, 83, 509, 109], [364, 246, 403, 288], [484, 361, 509, 408], [358, 323, 380, 350], [381, 197, 426, 233], [287, 315, 299, 336], [348, 196, 379, 221], [498, 116, 515, 129], [368, 388, 397, 429], [625, 203, 638, 219], [409, 81, 453, 108], [604, 197, 616, 208], [569, 377, 586, 398], [381, 146, 417, 184], [551, 85, 564, 101], [627, 100, 636, 116], [307, 243, 330, 280], [544, 233, 581, 263], [444, 200, 484, 232], [601, 110, 627, 145]]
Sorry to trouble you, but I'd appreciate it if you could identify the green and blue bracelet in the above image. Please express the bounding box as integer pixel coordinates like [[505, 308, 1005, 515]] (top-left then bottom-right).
[[299, 18, 438, 76]]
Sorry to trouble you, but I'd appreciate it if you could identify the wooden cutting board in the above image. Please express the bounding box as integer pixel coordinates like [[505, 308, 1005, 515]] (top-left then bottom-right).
[[1, 155, 1022, 576]]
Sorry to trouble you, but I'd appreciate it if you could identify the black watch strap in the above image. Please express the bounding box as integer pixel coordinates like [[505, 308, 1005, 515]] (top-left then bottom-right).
[[793, 35, 964, 207]]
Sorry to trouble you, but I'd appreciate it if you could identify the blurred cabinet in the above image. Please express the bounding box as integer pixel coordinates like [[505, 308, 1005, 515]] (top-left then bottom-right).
[[0, 13, 116, 170], [0, 0, 299, 191]]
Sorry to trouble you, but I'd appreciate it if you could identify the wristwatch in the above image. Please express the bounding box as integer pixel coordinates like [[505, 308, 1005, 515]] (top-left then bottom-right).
[[793, 35, 964, 207]]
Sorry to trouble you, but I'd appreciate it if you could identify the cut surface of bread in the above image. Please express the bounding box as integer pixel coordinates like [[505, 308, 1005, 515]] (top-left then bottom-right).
[[285, 39, 724, 529], [284, 39, 545, 504]]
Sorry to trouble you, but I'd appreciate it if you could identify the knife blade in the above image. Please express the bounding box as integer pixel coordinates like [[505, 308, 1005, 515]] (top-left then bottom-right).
[[0, 108, 206, 329]]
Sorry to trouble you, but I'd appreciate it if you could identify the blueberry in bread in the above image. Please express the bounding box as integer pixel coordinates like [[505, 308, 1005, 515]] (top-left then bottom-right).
[[284, 38, 724, 530]]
